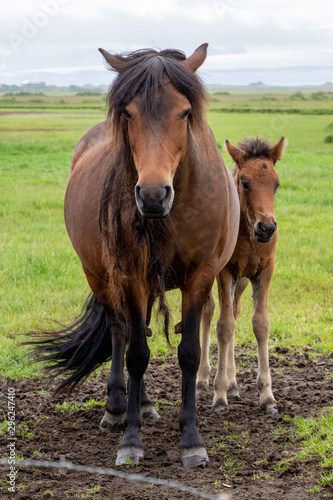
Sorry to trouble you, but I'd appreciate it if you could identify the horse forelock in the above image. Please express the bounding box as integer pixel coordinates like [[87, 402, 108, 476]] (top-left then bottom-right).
[[105, 48, 207, 136]]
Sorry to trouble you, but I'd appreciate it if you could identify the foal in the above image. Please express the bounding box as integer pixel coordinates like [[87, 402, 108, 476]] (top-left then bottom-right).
[[197, 137, 286, 414]]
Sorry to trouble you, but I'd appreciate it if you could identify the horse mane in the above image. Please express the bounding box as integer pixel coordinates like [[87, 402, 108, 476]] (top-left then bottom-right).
[[237, 137, 272, 159], [99, 48, 207, 340]]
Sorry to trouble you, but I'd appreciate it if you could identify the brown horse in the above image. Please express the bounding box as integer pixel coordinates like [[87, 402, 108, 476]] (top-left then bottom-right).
[[196, 136, 285, 415], [31, 44, 240, 467]]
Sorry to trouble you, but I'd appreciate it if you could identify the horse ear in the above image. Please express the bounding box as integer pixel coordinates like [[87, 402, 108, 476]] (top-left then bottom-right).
[[182, 43, 208, 73], [225, 140, 246, 168], [99, 48, 126, 73], [269, 136, 286, 164]]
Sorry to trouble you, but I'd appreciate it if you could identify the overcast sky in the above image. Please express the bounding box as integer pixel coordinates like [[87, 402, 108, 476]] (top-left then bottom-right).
[[1, 0, 333, 86]]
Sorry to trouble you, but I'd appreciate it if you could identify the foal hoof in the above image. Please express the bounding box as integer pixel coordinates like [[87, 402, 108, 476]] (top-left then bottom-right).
[[174, 322, 182, 334], [180, 447, 209, 468], [213, 400, 228, 415], [227, 385, 240, 398], [141, 404, 161, 420], [196, 381, 209, 396], [265, 404, 278, 415], [116, 447, 144, 466], [100, 411, 124, 432]]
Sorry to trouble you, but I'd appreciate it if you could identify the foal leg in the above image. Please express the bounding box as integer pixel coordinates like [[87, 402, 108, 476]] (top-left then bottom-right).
[[251, 273, 278, 414], [227, 278, 249, 398], [141, 379, 160, 420], [140, 295, 160, 419], [196, 288, 215, 394], [213, 271, 236, 413]]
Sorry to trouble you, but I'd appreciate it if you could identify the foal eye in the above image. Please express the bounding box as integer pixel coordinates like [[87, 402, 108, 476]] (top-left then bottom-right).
[[241, 179, 251, 190], [123, 109, 132, 121], [180, 108, 192, 120]]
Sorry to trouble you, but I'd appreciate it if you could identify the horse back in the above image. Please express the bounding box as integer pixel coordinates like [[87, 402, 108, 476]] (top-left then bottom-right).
[[69, 121, 107, 176]]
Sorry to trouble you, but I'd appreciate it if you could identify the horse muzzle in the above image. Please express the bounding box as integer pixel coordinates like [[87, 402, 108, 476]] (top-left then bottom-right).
[[254, 220, 277, 243], [135, 183, 174, 219]]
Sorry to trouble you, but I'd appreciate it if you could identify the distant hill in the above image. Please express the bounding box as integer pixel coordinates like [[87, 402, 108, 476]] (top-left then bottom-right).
[[0, 84, 109, 94], [1, 80, 333, 95]]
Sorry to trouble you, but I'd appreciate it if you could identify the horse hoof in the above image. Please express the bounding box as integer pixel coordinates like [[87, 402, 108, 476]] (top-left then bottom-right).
[[180, 447, 209, 468], [116, 447, 144, 466], [265, 405, 278, 415], [100, 411, 124, 432], [141, 405, 160, 420]]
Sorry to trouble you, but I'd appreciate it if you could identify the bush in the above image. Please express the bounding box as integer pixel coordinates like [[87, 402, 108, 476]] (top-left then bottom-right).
[[324, 135, 333, 143], [310, 92, 329, 100], [290, 92, 306, 100]]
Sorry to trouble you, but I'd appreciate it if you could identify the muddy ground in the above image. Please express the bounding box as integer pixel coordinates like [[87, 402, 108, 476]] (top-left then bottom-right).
[[1, 345, 333, 499]]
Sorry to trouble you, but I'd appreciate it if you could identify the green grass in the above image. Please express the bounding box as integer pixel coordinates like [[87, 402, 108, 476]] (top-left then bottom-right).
[[274, 407, 333, 489], [0, 92, 332, 380], [55, 399, 105, 412]]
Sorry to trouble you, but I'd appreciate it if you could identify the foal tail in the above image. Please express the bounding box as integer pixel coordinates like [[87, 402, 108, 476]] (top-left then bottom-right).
[[26, 294, 111, 394]]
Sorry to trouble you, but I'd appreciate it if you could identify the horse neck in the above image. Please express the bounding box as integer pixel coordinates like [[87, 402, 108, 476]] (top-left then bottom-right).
[[175, 123, 211, 191]]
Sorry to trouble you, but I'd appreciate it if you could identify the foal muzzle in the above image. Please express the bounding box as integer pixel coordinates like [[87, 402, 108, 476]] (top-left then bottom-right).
[[254, 220, 277, 243]]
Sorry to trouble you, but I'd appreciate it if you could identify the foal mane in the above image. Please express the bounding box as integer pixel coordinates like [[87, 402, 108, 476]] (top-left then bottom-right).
[[99, 48, 207, 339], [237, 137, 272, 160]]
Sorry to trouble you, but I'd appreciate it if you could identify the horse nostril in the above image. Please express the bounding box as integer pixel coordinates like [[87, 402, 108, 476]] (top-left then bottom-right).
[[164, 185, 173, 205], [135, 184, 143, 207], [134, 183, 174, 218]]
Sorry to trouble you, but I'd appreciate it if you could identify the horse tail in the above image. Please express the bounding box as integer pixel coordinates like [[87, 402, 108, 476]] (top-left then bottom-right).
[[25, 294, 111, 394]]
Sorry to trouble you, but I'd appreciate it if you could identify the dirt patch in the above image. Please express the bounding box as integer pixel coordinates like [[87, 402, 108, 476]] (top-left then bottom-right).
[[0, 112, 42, 116], [1, 346, 333, 499], [0, 129, 71, 132], [0, 128, 71, 132]]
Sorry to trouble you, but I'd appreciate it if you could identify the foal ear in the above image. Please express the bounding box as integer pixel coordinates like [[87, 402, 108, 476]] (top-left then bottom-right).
[[225, 140, 246, 168], [182, 43, 208, 73], [99, 48, 126, 73], [269, 136, 286, 164]]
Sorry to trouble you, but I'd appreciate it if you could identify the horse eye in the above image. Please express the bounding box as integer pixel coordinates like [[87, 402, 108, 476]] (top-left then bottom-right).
[[180, 108, 192, 120], [123, 109, 132, 121], [274, 182, 281, 193]]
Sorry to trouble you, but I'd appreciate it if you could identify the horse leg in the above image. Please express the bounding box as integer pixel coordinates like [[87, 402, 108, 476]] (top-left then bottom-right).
[[251, 273, 278, 414], [100, 310, 128, 432], [80, 267, 128, 432], [213, 271, 236, 414], [116, 286, 150, 466], [227, 277, 249, 398], [178, 271, 215, 467], [196, 288, 215, 394]]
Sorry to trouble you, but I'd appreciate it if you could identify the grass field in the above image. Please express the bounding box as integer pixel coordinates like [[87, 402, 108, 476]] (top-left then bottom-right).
[[0, 90, 332, 381], [1, 89, 333, 495]]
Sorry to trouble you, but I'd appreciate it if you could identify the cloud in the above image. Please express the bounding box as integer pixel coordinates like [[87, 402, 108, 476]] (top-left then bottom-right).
[[1, 0, 333, 85]]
